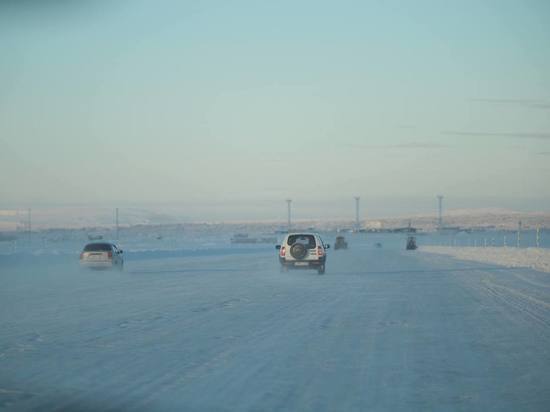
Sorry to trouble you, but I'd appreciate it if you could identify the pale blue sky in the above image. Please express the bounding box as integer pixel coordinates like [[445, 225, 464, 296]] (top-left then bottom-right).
[[1, 0, 549, 219]]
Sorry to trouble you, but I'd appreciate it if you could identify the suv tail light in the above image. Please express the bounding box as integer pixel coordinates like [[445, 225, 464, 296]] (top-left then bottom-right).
[[279, 246, 286, 258], [107, 251, 113, 258], [317, 246, 324, 257]]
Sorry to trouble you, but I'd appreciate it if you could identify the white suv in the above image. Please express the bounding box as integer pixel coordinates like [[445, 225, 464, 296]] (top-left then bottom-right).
[[276, 233, 329, 274]]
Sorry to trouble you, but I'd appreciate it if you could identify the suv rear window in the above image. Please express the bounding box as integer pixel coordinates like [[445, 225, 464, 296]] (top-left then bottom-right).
[[83, 243, 112, 252], [287, 235, 316, 249]]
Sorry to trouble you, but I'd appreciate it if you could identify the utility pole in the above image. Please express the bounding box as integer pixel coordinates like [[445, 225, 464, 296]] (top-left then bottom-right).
[[437, 195, 443, 231], [286, 199, 292, 233], [354, 196, 360, 232], [536, 227, 540, 248], [28, 208, 31, 244], [517, 220, 522, 248], [115, 208, 119, 240]]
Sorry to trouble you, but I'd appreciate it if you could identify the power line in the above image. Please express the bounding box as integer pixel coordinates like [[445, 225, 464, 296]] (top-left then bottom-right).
[[286, 199, 292, 232], [28, 208, 31, 244], [354, 197, 360, 231], [115, 208, 119, 240], [437, 195, 443, 230]]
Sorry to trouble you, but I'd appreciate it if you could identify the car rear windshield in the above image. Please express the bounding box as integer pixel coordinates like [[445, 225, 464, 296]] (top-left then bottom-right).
[[287, 235, 316, 249], [83, 243, 112, 252]]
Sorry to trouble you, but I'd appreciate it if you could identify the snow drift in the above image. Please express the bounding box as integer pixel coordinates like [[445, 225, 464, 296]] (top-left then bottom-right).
[[421, 246, 550, 273]]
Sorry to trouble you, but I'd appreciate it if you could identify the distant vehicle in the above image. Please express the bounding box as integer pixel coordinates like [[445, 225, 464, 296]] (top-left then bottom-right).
[[375, 242, 383, 248], [406, 236, 417, 250], [0, 233, 17, 242], [231, 233, 258, 244], [392, 226, 417, 233], [231, 234, 278, 244], [334, 236, 348, 250], [276, 233, 329, 274], [80, 242, 124, 270]]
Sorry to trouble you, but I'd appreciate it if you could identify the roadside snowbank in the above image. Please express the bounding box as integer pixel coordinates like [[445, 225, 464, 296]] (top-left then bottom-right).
[[421, 246, 550, 274]]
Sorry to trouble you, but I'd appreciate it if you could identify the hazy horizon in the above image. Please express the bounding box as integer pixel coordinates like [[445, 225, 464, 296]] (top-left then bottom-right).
[[1, 196, 549, 230]]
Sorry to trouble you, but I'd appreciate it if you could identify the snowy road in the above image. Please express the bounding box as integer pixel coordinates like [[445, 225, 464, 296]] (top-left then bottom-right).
[[2, 243, 550, 411]]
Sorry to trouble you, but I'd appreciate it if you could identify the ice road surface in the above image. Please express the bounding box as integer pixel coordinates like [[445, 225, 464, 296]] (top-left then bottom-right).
[[422, 246, 550, 274], [1, 238, 550, 411]]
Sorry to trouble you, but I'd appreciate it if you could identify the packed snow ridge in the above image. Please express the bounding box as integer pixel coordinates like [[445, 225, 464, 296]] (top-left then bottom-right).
[[422, 246, 550, 273]]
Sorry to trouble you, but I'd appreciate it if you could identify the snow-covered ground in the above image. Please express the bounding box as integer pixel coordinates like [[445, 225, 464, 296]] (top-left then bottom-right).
[[422, 246, 550, 273], [2, 235, 550, 410]]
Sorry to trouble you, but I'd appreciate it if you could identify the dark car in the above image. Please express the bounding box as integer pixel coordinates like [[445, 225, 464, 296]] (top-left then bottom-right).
[[406, 236, 417, 250], [334, 236, 348, 250]]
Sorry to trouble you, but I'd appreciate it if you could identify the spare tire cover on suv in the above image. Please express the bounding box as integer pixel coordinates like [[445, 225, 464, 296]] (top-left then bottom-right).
[[290, 243, 308, 259]]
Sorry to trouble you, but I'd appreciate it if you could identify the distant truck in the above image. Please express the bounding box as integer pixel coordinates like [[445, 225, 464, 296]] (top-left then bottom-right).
[[231, 234, 277, 244], [334, 236, 348, 250], [0, 233, 17, 242]]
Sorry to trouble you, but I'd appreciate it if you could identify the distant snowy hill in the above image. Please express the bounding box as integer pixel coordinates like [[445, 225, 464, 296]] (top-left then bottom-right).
[[374, 209, 550, 231], [0, 207, 189, 230], [0, 206, 548, 232]]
